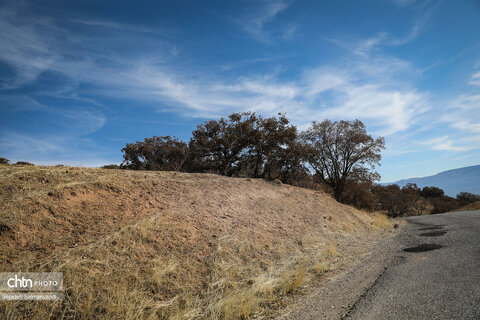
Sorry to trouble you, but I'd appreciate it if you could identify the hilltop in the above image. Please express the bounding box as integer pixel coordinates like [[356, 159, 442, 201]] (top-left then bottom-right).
[[387, 165, 480, 197], [0, 164, 392, 319]]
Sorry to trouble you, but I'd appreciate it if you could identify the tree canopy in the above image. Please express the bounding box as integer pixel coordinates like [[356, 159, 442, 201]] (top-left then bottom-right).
[[301, 119, 385, 200]]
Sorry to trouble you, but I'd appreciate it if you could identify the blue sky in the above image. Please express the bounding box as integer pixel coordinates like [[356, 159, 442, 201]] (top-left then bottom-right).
[[0, 0, 479, 182]]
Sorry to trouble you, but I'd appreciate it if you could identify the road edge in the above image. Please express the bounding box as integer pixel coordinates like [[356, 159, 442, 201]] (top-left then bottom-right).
[[276, 222, 412, 320]]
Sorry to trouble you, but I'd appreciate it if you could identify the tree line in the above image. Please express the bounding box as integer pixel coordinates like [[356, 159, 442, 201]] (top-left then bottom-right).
[[1, 110, 477, 215], [116, 111, 479, 215], [371, 184, 480, 216], [120, 112, 386, 204]]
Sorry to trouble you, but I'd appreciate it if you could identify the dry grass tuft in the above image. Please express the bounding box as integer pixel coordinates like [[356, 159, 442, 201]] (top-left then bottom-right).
[[326, 240, 337, 258], [372, 213, 390, 228]]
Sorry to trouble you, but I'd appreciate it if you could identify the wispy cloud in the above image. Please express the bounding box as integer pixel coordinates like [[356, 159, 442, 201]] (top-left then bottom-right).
[[345, 1, 441, 57], [423, 136, 470, 152], [428, 70, 480, 153], [239, 0, 291, 42], [0, 0, 472, 161], [388, 1, 438, 45], [0, 7, 60, 88], [70, 18, 177, 38], [282, 23, 297, 39], [470, 70, 480, 86], [88, 52, 429, 136], [443, 93, 480, 134], [0, 2, 431, 137], [0, 95, 107, 135]]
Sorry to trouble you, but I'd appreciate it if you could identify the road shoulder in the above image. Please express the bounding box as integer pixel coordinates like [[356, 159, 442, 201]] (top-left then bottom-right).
[[276, 222, 410, 320]]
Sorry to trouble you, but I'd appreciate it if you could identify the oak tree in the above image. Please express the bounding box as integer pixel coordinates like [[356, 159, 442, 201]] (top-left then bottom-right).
[[301, 119, 385, 201]]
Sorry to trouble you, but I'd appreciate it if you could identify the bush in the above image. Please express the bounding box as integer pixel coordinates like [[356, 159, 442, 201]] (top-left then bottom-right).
[[431, 196, 460, 214], [371, 184, 418, 217], [122, 136, 188, 171], [102, 164, 121, 169], [14, 161, 34, 166], [340, 180, 377, 211]]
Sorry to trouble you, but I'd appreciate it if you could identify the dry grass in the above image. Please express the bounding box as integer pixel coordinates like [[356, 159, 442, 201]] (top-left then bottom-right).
[[452, 201, 480, 212], [372, 213, 390, 229], [0, 164, 392, 319]]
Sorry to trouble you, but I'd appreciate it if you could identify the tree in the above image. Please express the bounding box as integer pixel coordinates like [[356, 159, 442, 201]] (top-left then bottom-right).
[[421, 186, 444, 199], [243, 113, 305, 182], [372, 184, 411, 217], [301, 119, 385, 201], [121, 136, 188, 171], [263, 139, 308, 184], [372, 183, 427, 217], [401, 184, 429, 215], [0, 157, 9, 165], [456, 192, 480, 206], [431, 196, 459, 214], [188, 112, 257, 176], [340, 169, 377, 211]]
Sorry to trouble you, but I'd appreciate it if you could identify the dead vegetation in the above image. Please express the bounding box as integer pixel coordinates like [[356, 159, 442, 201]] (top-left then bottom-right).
[[451, 201, 480, 212], [0, 164, 392, 319]]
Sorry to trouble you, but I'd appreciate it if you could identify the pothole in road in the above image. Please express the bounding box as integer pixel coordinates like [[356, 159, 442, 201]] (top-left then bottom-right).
[[403, 243, 443, 252], [418, 225, 445, 231], [420, 230, 447, 237]]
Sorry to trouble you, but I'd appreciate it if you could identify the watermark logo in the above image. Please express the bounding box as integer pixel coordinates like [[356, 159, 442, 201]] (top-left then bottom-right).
[[7, 275, 33, 289], [0, 273, 63, 301]]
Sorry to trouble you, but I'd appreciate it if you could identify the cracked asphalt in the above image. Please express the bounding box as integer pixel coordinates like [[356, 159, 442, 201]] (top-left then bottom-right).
[[278, 210, 480, 320]]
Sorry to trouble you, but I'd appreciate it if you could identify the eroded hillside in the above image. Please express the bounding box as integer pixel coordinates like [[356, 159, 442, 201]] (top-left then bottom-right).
[[0, 165, 392, 319]]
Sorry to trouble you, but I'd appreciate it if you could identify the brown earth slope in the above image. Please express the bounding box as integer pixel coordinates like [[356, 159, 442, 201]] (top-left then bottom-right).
[[452, 201, 480, 212], [0, 164, 392, 319]]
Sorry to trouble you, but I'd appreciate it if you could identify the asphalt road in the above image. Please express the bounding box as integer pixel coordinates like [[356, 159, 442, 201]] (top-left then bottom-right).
[[345, 210, 480, 320]]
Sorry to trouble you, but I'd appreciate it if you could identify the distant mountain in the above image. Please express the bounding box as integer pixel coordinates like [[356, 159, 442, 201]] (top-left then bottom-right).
[[386, 165, 480, 197]]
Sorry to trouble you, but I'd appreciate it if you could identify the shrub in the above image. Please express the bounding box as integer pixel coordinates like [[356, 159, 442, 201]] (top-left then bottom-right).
[[122, 136, 188, 171], [456, 192, 480, 206], [14, 161, 34, 166], [431, 196, 460, 214], [340, 180, 377, 211], [102, 164, 121, 169]]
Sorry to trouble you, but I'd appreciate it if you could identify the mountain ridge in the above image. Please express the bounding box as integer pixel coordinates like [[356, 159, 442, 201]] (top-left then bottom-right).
[[385, 165, 480, 197]]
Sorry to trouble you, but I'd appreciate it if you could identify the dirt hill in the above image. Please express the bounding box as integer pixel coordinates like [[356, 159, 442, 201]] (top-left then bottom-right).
[[452, 201, 480, 212], [0, 165, 392, 319]]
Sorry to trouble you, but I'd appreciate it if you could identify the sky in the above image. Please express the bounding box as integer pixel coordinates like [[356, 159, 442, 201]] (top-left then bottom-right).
[[0, 0, 479, 182]]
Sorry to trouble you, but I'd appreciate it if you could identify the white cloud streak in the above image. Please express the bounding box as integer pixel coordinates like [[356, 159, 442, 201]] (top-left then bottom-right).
[[0, 2, 431, 138], [348, 1, 441, 55], [0, 7, 60, 88], [239, 0, 291, 42], [470, 70, 480, 86], [422, 136, 470, 152]]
